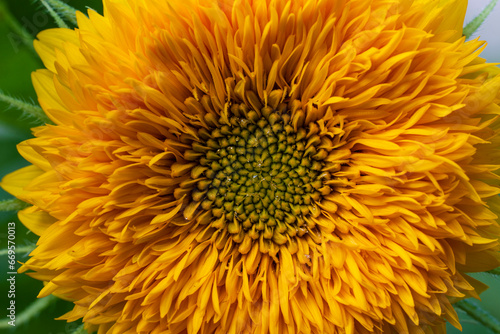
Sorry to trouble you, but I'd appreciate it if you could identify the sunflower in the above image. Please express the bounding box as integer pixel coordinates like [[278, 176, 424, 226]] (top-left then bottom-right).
[[2, 0, 500, 333]]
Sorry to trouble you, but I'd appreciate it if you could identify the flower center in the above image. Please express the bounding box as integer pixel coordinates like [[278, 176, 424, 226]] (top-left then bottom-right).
[[185, 106, 331, 253]]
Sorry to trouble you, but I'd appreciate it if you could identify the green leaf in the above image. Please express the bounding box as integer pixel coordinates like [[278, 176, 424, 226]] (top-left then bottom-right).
[[40, 0, 78, 26], [0, 91, 51, 125], [0, 244, 34, 256], [455, 299, 500, 334], [0, 198, 29, 212], [463, 0, 499, 39], [40, 0, 69, 29], [488, 267, 500, 276], [0, 295, 57, 329], [72, 324, 91, 334]]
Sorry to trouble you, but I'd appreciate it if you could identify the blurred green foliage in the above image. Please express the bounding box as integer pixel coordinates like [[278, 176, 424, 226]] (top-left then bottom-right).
[[0, 0, 499, 333], [0, 1, 102, 333]]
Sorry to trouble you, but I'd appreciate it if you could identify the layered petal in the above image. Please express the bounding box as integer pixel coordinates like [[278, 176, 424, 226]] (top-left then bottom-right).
[[2, 0, 500, 333]]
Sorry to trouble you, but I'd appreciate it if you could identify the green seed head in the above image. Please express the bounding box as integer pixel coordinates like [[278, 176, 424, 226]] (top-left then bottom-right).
[[185, 108, 330, 252]]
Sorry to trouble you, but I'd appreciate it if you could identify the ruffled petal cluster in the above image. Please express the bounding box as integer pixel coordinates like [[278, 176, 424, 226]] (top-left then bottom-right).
[[3, 0, 500, 333]]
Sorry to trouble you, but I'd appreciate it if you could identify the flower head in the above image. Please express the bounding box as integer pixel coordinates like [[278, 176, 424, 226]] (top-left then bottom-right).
[[3, 0, 500, 333]]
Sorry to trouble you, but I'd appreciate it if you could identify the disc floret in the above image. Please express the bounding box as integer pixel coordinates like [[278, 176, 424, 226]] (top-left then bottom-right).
[[185, 106, 331, 254]]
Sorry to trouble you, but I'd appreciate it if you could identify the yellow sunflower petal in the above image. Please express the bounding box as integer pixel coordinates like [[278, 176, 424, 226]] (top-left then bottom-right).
[[435, 0, 468, 41], [31, 69, 73, 124], [18, 206, 57, 236], [1, 165, 44, 200], [34, 28, 80, 72], [3, 0, 500, 333]]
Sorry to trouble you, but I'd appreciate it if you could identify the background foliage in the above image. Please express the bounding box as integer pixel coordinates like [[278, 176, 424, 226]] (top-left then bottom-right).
[[0, 1, 499, 333]]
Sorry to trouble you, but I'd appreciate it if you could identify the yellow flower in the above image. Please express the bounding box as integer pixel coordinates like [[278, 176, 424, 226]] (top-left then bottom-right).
[[3, 0, 500, 333]]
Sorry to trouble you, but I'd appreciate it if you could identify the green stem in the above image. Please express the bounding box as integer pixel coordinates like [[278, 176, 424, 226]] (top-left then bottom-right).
[[0, 91, 51, 124], [0, 198, 29, 212], [455, 299, 500, 334], [0, 245, 34, 256], [0, 0, 35, 51], [42, 0, 78, 26], [463, 0, 499, 39], [41, 0, 69, 29], [0, 295, 57, 329]]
